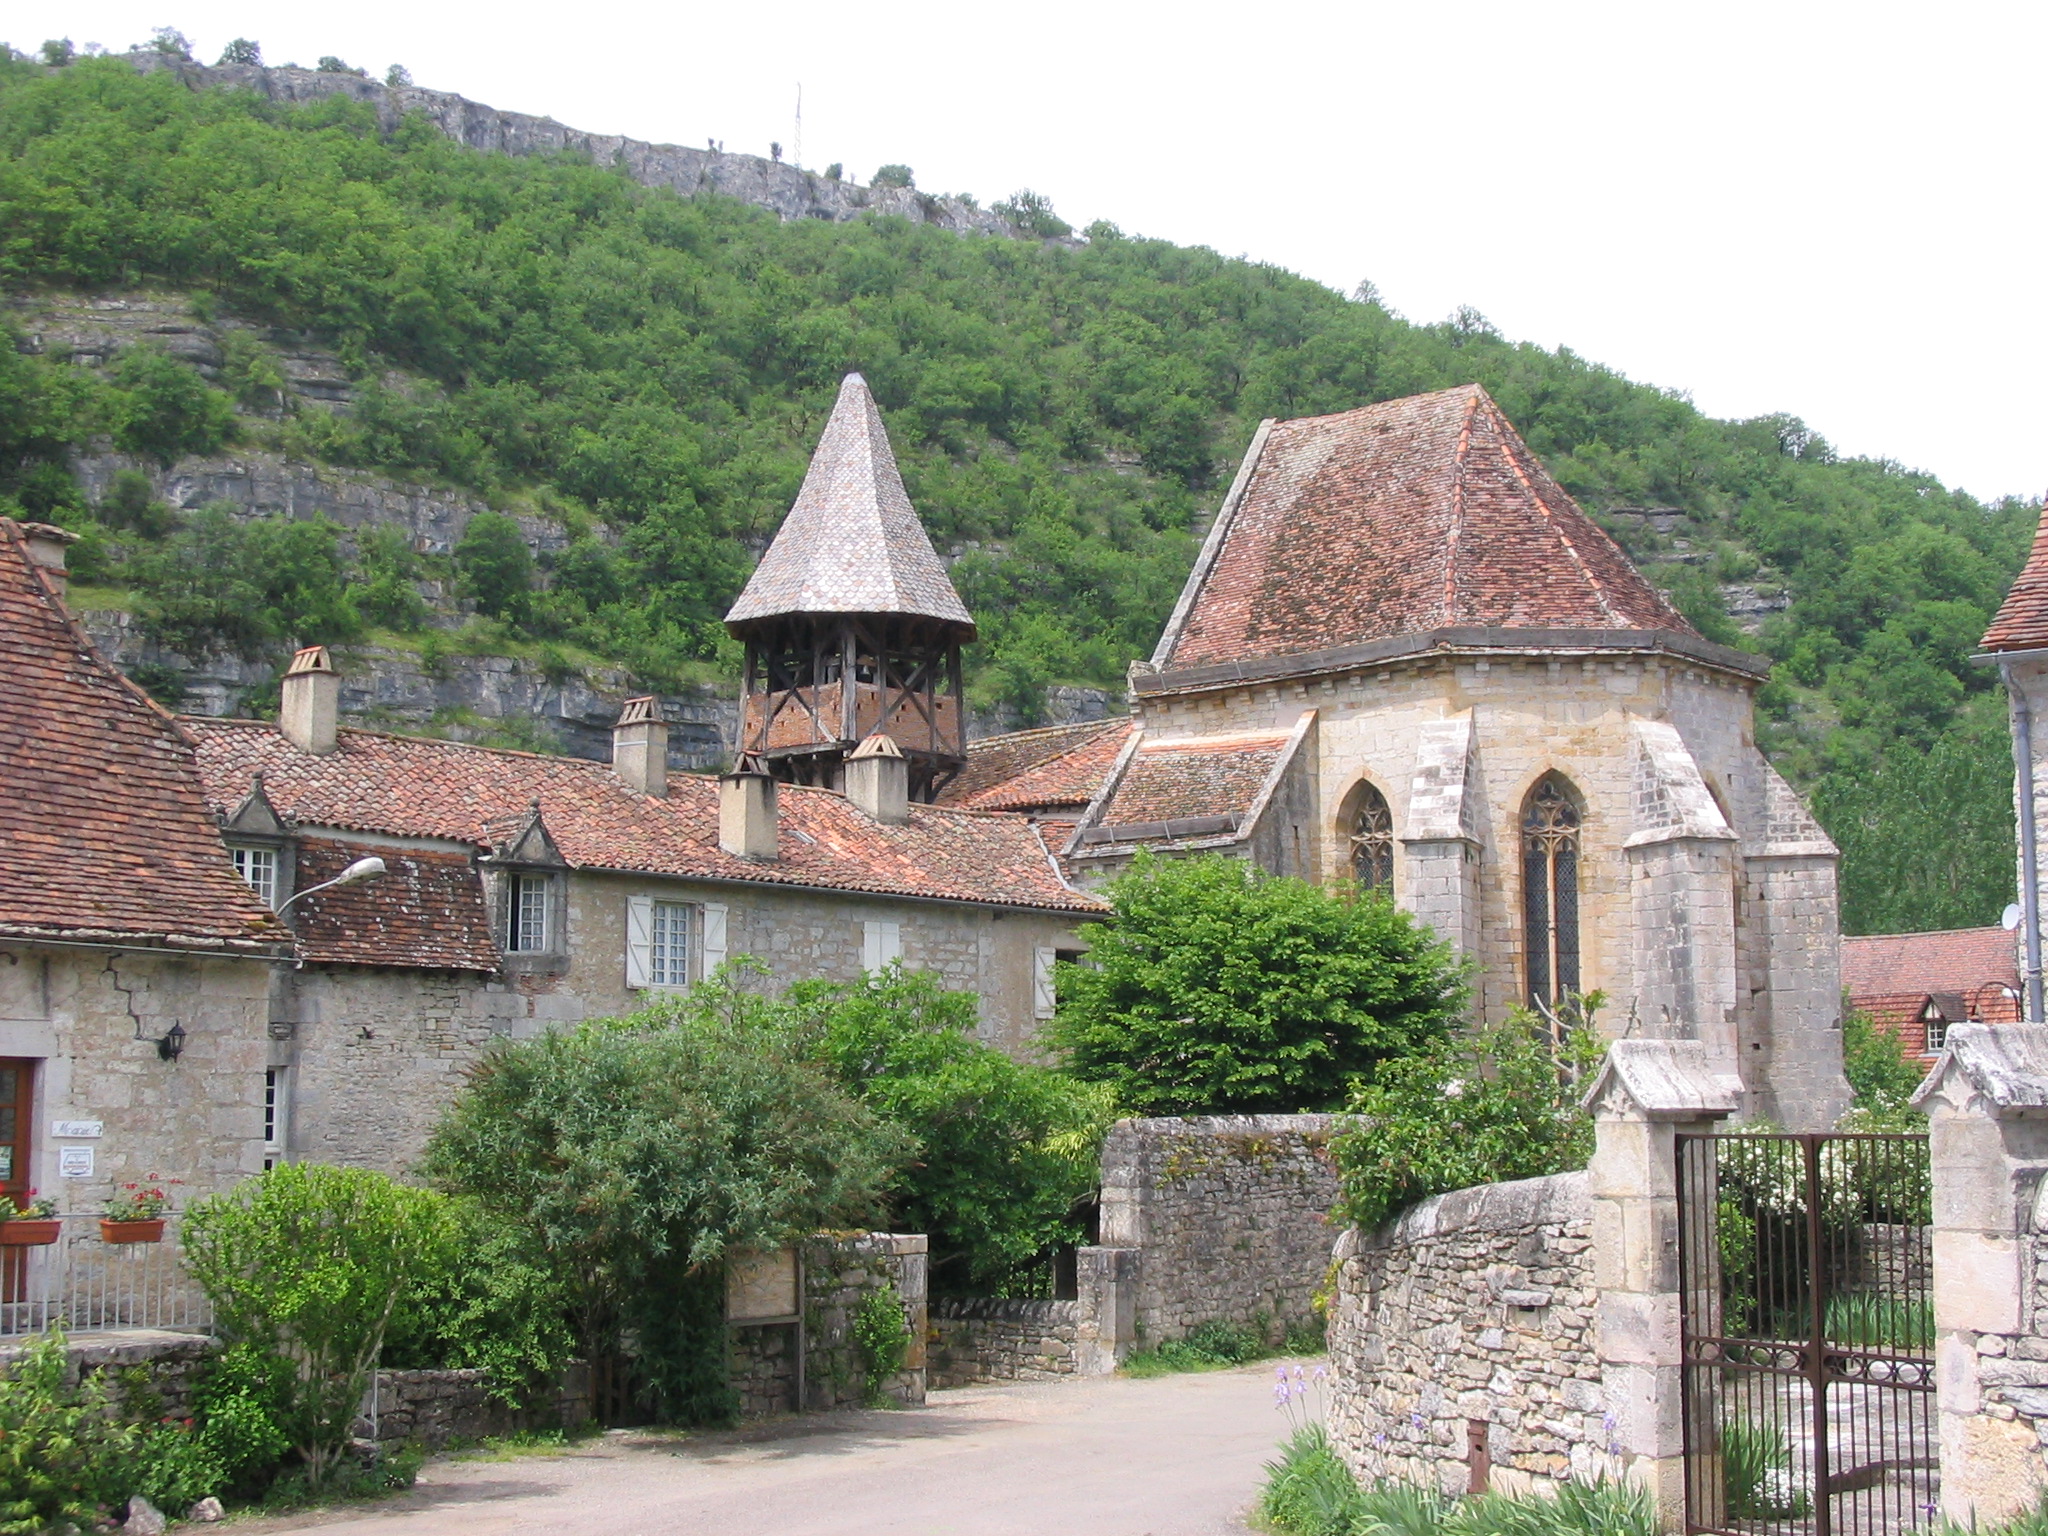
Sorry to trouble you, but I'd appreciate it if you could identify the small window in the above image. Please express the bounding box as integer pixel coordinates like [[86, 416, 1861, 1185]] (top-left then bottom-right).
[[263, 1066, 288, 1170], [1921, 1002, 1949, 1054], [863, 920, 902, 974], [506, 873, 552, 953], [231, 846, 278, 908], [1522, 775, 1582, 1010], [650, 901, 693, 988]]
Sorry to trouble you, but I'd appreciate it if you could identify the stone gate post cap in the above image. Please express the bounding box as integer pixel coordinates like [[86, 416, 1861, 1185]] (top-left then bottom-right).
[[1911, 1022, 2048, 1116], [1580, 1039, 1742, 1120]]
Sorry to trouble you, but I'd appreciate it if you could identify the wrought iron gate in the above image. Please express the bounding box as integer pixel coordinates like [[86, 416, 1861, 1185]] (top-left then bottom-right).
[[1676, 1133, 1935, 1536]]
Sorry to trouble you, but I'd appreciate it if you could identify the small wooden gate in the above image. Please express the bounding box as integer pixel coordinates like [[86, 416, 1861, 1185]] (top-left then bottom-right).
[[1676, 1133, 1935, 1536]]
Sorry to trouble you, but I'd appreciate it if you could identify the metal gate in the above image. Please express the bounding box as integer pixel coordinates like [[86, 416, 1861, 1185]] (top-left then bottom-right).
[[1676, 1133, 1935, 1536]]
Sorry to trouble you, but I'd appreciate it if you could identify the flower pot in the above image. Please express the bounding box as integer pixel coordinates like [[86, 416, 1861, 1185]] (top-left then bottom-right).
[[0, 1220, 60, 1246], [99, 1218, 165, 1244]]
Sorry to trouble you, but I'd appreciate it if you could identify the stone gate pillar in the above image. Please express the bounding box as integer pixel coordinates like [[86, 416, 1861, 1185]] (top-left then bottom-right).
[[1912, 1023, 2048, 1525], [1582, 1039, 1741, 1532]]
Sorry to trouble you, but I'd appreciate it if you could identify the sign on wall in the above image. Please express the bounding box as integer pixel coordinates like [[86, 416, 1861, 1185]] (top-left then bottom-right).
[[57, 1145, 93, 1178], [51, 1120, 102, 1139], [726, 1247, 799, 1322]]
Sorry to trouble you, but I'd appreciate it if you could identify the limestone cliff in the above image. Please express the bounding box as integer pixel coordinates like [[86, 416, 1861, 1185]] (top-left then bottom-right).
[[119, 52, 1032, 241]]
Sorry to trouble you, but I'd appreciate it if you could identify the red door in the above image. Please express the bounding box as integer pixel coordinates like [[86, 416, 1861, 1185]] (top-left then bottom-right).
[[0, 1060, 34, 1302]]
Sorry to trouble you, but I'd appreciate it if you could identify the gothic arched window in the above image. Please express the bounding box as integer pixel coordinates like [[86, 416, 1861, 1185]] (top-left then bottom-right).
[[1522, 775, 1581, 1009], [1347, 782, 1394, 893]]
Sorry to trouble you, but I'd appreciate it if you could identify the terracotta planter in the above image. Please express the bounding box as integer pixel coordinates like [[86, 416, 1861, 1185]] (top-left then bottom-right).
[[0, 1219, 60, 1246], [99, 1218, 165, 1244]]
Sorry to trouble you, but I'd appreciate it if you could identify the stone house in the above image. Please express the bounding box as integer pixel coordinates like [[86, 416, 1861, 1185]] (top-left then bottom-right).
[[951, 385, 1851, 1127], [1980, 507, 2048, 1024], [0, 518, 288, 1226]]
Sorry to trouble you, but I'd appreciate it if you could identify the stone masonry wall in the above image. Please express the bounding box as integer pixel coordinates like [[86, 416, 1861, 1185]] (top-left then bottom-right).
[[801, 1233, 928, 1412], [1099, 1115, 1340, 1343], [1326, 1171, 1616, 1498], [929, 1298, 1082, 1389]]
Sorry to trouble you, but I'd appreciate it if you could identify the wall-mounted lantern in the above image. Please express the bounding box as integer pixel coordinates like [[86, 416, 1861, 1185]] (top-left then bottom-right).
[[156, 1021, 187, 1062]]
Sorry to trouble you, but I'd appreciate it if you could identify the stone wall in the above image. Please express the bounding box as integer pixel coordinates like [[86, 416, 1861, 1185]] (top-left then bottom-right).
[[929, 1298, 1082, 1389], [801, 1233, 929, 1412], [1099, 1115, 1340, 1343], [0, 1329, 219, 1422], [1326, 1172, 1614, 1498]]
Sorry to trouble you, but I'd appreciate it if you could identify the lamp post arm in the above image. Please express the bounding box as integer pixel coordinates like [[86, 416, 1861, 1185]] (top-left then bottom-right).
[[273, 856, 387, 919]]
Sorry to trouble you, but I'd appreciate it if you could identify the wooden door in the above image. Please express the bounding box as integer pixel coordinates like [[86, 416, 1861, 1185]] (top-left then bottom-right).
[[0, 1059, 34, 1304]]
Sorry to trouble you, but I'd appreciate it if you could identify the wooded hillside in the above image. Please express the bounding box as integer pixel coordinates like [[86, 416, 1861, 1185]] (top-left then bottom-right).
[[0, 53, 2032, 933]]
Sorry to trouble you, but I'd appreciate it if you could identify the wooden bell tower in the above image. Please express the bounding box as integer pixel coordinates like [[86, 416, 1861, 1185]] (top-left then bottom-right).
[[725, 374, 975, 802]]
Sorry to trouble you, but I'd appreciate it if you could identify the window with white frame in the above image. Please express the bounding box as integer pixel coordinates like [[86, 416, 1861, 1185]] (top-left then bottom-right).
[[231, 845, 279, 908], [506, 873, 552, 953], [862, 919, 902, 975], [263, 1066, 289, 1171], [626, 896, 726, 989]]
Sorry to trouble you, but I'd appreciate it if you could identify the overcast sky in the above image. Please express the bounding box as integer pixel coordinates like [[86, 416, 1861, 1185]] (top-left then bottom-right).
[[9, 0, 2043, 502]]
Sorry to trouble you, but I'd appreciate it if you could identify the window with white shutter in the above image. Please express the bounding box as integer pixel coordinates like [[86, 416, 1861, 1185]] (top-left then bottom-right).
[[1033, 947, 1058, 1019], [625, 894, 654, 988], [701, 903, 728, 980], [862, 919, 902, 975]]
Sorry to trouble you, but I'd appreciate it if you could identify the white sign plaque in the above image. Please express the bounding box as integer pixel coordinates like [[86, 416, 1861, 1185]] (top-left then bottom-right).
[[58, 1145, 94, 1178], [52, 1120, 102, 1139]]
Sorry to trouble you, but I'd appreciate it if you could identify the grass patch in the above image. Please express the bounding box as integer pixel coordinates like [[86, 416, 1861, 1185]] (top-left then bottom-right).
[[447, 1421, 606, 1462], [1122, 1318, 1324, 1379]]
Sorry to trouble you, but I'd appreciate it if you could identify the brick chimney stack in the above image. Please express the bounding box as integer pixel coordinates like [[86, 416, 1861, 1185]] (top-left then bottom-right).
[[19, 523, 78, 601], [280, 646, 339, 755], [612, 696, 668, 797], [719, 756, 779, 861], [844, 733, 909, 825]]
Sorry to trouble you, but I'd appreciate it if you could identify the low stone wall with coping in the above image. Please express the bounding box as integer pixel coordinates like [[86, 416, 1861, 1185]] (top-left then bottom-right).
[[1326, 1170, 1614, 1497], [929, 1297, 1082, 1388], [800, 1232, 928, 1411]]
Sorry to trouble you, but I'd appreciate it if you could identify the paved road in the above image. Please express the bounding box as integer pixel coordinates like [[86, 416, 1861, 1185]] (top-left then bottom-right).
[[247, 1363, 1299, 1536]]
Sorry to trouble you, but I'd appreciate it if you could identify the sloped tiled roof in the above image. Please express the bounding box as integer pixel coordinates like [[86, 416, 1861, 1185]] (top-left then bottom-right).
[[1094, 733, 1292, 830], [725, 373, 975, 634], [186, 719, 1102, 915], [1982, 507, 2048, 650], [289, 838, 500, 972], [1154, 385, 1692, 672], [0, 519, 283, 952], [943, 719, 1133, 813], [1842, 926, 2019, 1001]]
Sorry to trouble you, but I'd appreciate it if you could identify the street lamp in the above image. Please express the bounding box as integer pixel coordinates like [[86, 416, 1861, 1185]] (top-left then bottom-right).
[[275, 856, 387, 918]]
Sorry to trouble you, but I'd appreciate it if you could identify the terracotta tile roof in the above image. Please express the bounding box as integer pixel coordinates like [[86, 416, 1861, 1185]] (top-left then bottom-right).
[[186, 719, 1103, 916], [1094, 733, 1291, 832], [1982, 507, 2048, 650], [725, 373, 975, 636], [1841, 926, 2019, 1000], [0, 519, 283, 953], [1154, 385, 1692, 672], [290, 837, 500, 972], [943, 719, 1133, 812]]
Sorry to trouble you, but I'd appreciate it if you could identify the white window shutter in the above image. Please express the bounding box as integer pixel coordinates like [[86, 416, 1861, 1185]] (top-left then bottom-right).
[[1033, 947, 1058, 1019], [701, 903, 727, 980], [862, 920, 883, 975], [625, 894, 653, 988]]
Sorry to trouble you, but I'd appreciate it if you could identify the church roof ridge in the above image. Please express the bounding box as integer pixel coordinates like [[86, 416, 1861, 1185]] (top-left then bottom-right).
[[1151, 384, 1693, 673], [725, 373, 976, 636]]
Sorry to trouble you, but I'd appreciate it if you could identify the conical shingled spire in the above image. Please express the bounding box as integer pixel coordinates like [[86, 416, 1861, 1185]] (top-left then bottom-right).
[[725, 374, 975, 637]]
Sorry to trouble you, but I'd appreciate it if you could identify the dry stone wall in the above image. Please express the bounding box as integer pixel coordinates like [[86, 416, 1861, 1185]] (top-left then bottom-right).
[[929, 1298, 1082, 1388], [1099, 1115, 1340, 1343], [801, 1233, 928, 1412], [1326, 1171, 1617, 1498]]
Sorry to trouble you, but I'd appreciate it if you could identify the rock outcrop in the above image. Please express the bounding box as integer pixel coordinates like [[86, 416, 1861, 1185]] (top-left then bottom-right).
[[118, 51, 1032, 240]]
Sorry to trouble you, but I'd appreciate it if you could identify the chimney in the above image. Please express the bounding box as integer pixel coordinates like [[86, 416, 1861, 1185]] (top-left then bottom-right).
[[19, 522, 78, 601], [612, 696, 668, 797], [719, 757, 779, 860], [844, 733, 909, 825], [280, 645, 339, 754]]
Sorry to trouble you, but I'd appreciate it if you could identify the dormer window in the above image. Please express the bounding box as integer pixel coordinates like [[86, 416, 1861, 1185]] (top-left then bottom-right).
[[506, 873, 554, 953], [231, 845, 279, 909]]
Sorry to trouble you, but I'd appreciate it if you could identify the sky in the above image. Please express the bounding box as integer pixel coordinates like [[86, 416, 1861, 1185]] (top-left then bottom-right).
[[8, 0, 2044, 502]]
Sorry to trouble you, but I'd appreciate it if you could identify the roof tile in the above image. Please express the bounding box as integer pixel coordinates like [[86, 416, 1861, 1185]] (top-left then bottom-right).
[[1983, 508, 2048, 650]]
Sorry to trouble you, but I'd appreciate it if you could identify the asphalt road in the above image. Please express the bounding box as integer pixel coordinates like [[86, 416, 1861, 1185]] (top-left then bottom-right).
[[245, 1362, 1301, 1536]]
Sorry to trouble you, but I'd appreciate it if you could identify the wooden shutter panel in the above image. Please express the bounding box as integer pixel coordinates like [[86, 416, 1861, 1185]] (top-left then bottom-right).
[[625, 894, 653, 988], [701, 903, 728, 981], [1033, 947, 1057, 1019]]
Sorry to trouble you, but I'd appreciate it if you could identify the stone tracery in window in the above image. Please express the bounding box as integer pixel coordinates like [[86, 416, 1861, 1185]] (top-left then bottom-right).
[[1522, 774, 1581, 1010], [1348, 782, 1394, 893]]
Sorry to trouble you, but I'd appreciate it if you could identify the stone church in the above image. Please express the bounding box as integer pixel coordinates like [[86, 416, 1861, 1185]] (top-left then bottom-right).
[[948, 383, 1851, 1128]]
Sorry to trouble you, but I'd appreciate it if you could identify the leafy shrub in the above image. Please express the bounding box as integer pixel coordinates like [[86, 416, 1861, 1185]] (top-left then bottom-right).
[[1840, 1006, 1929, 1124], [779, 965, 1114, 1294], [216, 38, 261, 66], [422, 1007, 906, 1426], [1721, 1417, 1807, 1521], [189, 1343, 294, 1497], [1259, 1424, 1365, 1536], [992, 190, 1072, 239], [1050, 854, 1465, 1115], [108, 346, 235, 466], [453, 510, 534, 620], [852, 1285, 910, 1405], [182, 1163, 451, 1488], [0, 1326, 126, 1532], [1826, 1291, 1932, 1350], [872, 164, 914, 187], [131, 506, 363, 657], [1333, 1003, 1603, 1231]]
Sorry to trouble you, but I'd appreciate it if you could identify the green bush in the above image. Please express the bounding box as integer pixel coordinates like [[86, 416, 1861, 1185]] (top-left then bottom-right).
[[1840, 1005, 1929, 1125], [453, 510, 534, 621], [0, 1326, 126, 1533], [1050, 854, 1465, 1115], [778, 965, 1114, 1294], [1259, 1424, 1365, 1536], [851, 1285, 910, 1405], [1333, 1003, 1604, 1231], [1721, 1417, 1807, 1521], [872, 163, 914, 187], [131, 506, 362, 657], [422, 1006, 906, 1426], [182, 1163, 451, 1488], [189, 1342, 294, 1497], [107, 346, 236, 467]]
